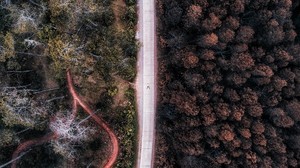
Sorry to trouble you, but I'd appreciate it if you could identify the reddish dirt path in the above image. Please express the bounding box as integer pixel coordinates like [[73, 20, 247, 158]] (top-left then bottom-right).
[[10, 70, 119, 168], [11, 133, 58, 168], [67, 70, 119, 168]]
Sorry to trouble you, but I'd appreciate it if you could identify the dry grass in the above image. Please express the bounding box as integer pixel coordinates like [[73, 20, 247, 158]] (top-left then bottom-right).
[[112, 0, 127, 31]]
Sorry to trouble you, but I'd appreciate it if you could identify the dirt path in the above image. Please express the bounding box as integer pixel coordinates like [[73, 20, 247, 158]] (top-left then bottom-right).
[[67, 70, 119, 168], [10, 71, 119, 168], [11, 133, 58, 168], [112, 0, 126, 31]]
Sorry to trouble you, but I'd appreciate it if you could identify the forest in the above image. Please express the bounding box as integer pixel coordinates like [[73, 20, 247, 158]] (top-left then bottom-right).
[[156, 0, 300, 167], [0, 0, 138, 167]]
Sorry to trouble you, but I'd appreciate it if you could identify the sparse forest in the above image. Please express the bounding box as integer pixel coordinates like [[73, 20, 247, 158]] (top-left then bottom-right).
[[156, 0, 300, 167], [0, 0, 138, 167]]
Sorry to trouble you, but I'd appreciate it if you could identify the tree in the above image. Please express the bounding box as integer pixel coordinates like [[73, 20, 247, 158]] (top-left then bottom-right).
[[285, 100, 300, 122], [267, 137, 286, 154], [211, 84, 224, 94], [272, 76, 287, 91], [166, 29, 186, 49], [231, 43, 248, 53], [0, 32, 15, 62], [204, 125, 218, 138], [273, 47, 293, 63], [179, 156, 206, 168], [241, 88, 258, 106], [230, 0, 245, 14], [183, 72, 205, 90], [218, 28, 235, 43], [235, 26, 255, 43], [226, 72, 248, 86], [169, 91, 199, 116], [0, 87, 49, 128], [200, 105, 216, 126], [50, 114, 96, 158], [102, 7, 115, 26], [219, 124, 235, 142], [173, 141, 204, 156], [48, 0, 71, 29], [238, 128, 251, 139], [0, 129, 17, 147], [182, 51, 199, 68], [224, 88, 240, 102], [0, 6, 13, 32], [201, 13, 221, 31], [231, 105, 244, 121], [251, 120, 265, 134], [251, 64, 273, 77], [196, 90, 209, 104], [267, 108, 294, 128], [279, 68, 295, 82], [272, 8, 291, 25], [199, 49, 215, 60], [174, 129, 203, 143], [214, 151, 231, 165], [224, 16, 240, 30], [230, 52, 254, 71], [155, 0, 300, 166], [165, 5, 183, 26], [124, 6, 136, 27], [247, 104, 263, 117], [200, 61, 216, 71], [256, 9, 272, 23], [284, 29, 297, 42], [272, 115, 294, 128], [125, 0, 137, 5], [9, 5, 42, 34], [198, 33, 218, 48], [286, 135, 300, 150], [214, 103, 230, 120], [184, 4, 202, 28], [48, 37, 86, 76], [261, 19, 285, 46]]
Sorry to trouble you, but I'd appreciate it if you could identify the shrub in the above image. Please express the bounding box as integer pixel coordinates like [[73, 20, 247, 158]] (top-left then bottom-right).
[[0, 32, 15, 62], [0, 129, 17, 147], [50, 114, 97, 158], [125, 0, 137, 6]]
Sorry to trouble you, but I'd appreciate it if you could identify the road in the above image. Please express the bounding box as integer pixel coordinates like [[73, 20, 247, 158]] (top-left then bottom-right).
[[136, 0, 156, 167]]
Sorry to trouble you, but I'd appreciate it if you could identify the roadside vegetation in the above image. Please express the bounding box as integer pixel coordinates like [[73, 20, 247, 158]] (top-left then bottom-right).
[[0, 0, 138, 167]]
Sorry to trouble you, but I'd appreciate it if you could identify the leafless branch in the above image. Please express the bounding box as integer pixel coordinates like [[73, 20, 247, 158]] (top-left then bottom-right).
[[46, 96, 65, 103], [6, 70, 33, 73], [33, 87, 60, 94], [0, 150, 32, 168], [16, 52, 46, 57]]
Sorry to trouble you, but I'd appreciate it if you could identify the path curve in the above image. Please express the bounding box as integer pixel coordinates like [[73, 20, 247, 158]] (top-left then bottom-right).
[[67, 70, 119, 168], [10, 71, 119, 168], [11, 133, 58, 168]]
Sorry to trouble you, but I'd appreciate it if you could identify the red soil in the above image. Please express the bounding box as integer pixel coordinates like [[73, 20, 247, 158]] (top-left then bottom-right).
[[66, 70, 119, 168], [11, 133, 58, 168], [10, 70, 119, 168]]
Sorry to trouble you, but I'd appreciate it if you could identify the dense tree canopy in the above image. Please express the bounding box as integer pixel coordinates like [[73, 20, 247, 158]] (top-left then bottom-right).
[[156, 0, 300, 167]]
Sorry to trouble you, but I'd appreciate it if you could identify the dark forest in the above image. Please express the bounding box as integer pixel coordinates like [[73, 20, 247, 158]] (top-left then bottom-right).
[[156, 0, 300, 167]]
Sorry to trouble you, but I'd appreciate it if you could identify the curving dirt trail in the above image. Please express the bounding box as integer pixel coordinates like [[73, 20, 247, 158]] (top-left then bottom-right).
[[11, 133, 58, 168], [10, 71, 119, 168], [66, 70, 119, 168]]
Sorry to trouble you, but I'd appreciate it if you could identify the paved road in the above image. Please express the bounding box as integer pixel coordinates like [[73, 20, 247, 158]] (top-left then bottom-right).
[[136, 0, 156, 167]]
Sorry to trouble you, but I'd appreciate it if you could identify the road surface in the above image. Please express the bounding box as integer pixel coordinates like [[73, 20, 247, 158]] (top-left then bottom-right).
[[136, 0, 156, 167]]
